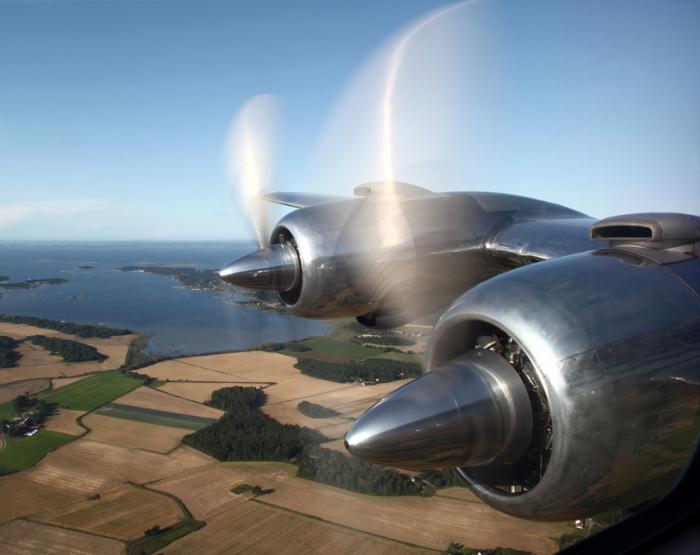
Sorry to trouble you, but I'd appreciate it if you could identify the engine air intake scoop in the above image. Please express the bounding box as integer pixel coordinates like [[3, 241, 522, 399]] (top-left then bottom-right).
[[344, 350, 533, 470], [219, 242, 300, 292]]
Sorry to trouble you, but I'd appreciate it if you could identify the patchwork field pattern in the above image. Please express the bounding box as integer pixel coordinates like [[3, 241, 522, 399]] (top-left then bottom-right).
[[39, 372, 143, 412], [153, 462, 295, 520], [36, 484, 184, 541], [0, 323, 135, 385], [155, 458, 566, 554], [0, 519, 126, 555], [162, 501, 431, 555], [112, 386, 224, 419], [0, 431, 74, 475], [0, 379, 50, 404], [82, 413, 194, 453], [261, 478, 567, 554]]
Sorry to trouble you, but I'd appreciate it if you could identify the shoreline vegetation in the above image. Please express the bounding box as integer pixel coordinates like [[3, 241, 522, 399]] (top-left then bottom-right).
[[0, 277, 69, 290], [0, 314, 132, 338]]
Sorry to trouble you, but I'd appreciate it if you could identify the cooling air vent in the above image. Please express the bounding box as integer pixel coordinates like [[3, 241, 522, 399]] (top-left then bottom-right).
[[592, 224, 653, 241], [591, 213, 700, 246]]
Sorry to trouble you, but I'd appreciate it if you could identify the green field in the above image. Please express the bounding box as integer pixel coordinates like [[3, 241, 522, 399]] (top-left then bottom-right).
[[39, 371, 144, 411], [293, 337, 381, 360], [95, 404, 216, 430], [0, 430, 74, 474], [0, 401, 13, 421]]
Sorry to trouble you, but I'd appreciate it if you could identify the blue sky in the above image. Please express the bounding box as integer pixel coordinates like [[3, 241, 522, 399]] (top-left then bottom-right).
[[1, 0, 698, 241]]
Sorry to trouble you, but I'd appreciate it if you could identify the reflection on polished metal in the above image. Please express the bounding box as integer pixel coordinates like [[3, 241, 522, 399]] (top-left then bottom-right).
[[242, 190, 597, 321], [219, 242, 299, 292], [345, 350, 533, 469], [426, 248, 700, 520]]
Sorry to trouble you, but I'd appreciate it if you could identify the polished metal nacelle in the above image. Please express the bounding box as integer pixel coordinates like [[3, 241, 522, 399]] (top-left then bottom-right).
[[220, 186, 700, 520], [422, 248, 700, 520]]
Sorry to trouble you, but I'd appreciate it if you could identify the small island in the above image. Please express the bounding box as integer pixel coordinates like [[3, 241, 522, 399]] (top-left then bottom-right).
[[0, 278, 69, 290]]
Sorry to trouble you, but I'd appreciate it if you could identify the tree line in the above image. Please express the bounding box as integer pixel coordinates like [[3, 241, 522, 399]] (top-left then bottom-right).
[[295, 357, 421, 383], [183, 386, 326, 461], [28, 335, 107, 363], [0, 336, 21, 368], [297, 446, 425, 496]]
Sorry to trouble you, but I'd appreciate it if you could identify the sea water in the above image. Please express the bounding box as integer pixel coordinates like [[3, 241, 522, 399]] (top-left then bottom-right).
[[0, 241, 329, 356]]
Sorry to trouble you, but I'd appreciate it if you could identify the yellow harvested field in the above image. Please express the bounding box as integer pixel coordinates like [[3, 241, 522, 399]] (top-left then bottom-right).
[[82, 414, 193, 453], [300, 382, 404, 418], [153, 462, 295, 520], [0, 323, 65, 338], [141, 359, 248, 383], [0, 378, 50, 403], [158, 381, 267, 403], [142, 351, 405, 428], [114, 386, 223, 419], [51, 375, 90, 389], [16, 439, 213, 500], [0, 324, 135, 385], [262, 479, 566, 554], [59, 333, 135, 370], [176, 351, 298, 376], [44, 409, 86, 436], [156, 460, 562, 554], [261, 379, 406, 439], [163, 500, 430, 555], [0, 362, 107, 385], [0, 473, 84, 524], [261, 405, 351, 439], [0, 520, 126, 555], [12, 342, 62, 367], [37, 484, 184, 541]]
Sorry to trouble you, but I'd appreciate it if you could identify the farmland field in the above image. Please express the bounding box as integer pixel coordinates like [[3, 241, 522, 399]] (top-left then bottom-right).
[[296, 337, 381, 360], [44, 408, 86, 436], [162, 499, 431, 555], [23, 439, 214, 496], [0, 378, 50, 404], [0, 430, 74, 474], [39, 371, 144, 411], [51, 375, 90, 389], [0, 323, 136, 386], [83, 413, 195, 453], [154, 462, 297, 520], [261, 478, 567, 554], [113, 386, 223, 419], [37, 483, 184, 541], [95, 404, 217, 430], [0, 519, 126, 555]]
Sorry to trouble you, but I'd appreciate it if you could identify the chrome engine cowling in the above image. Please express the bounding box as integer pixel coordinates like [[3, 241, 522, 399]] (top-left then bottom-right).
[[425, 248, 700, 520]]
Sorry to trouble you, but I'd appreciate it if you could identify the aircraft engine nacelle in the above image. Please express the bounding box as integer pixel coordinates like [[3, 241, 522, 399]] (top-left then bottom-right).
[[346, 238, 700, 520], [220, 186, 594, 326]]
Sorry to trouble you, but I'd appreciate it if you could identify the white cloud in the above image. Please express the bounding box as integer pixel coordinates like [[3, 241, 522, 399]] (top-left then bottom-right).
[[0, 199, 109, 228]]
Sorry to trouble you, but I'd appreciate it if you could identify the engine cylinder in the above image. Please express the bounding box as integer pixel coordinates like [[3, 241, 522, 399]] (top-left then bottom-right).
[[426, 249, 700, 520]]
